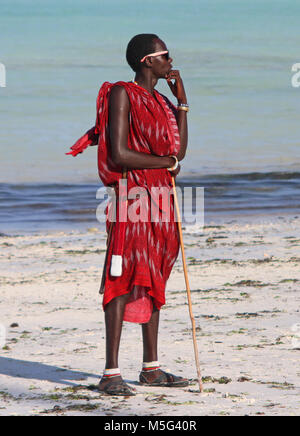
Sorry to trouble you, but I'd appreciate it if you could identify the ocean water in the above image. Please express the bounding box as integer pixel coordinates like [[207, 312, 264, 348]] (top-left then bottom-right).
[[1, 172, 299, 234], [1, 0, 300, 231]]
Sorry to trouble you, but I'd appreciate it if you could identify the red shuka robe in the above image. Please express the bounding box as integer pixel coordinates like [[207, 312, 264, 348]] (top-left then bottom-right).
[[67, 81, 181, 323]]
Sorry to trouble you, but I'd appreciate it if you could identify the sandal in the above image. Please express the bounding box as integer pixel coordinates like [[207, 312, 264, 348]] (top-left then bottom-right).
[[97, 378, 136, 396], [139, 370, 189, 387]]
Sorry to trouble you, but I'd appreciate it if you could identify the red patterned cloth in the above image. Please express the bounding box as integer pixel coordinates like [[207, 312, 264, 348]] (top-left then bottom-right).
[[67, 81, 181, 323]]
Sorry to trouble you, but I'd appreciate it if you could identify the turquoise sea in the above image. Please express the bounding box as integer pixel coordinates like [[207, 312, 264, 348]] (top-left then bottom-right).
[[0, 0, 300, 232]]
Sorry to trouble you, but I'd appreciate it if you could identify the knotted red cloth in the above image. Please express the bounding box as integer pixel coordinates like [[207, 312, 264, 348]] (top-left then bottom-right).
[[66, 81, 181, 323]]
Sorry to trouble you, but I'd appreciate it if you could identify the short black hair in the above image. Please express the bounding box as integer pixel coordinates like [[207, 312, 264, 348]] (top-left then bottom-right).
[[126, 34, 159, 72]]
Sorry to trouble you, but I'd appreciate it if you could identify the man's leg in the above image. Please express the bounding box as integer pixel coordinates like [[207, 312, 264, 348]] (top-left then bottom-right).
[[98, 293, 131, 392], [140, 305, 161, 383], [142, 305, 160, 362], [140, 304, 188, 386]]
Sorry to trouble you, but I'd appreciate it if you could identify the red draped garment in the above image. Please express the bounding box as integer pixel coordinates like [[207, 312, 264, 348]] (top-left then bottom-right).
[[67, 81, 181, 323]]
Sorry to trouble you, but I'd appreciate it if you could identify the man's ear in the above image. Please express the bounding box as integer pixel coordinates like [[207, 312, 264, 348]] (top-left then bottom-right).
[[144, 57, 153, 68]]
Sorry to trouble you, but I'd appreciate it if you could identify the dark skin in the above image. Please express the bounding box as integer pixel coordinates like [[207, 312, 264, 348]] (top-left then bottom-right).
[[98, 38, 188, 393]]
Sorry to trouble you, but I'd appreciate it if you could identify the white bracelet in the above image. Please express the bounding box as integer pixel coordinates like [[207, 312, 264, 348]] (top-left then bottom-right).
[[167, 155, 179, 171]]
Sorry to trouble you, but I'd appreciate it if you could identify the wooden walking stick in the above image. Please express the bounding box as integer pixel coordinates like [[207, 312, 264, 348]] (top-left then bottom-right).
[[171, 176, 204, 393]]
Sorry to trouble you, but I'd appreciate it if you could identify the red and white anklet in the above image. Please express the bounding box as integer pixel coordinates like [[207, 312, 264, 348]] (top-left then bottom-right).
[[102, 368, 121, 378], [142, 361, 160, 372]]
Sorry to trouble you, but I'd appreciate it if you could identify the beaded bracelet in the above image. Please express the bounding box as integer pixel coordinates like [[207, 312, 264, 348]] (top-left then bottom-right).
[[177, 103, 189, 112]]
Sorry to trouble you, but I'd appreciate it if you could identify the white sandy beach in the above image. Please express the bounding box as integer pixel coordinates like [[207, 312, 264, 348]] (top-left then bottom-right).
[[0, 216, 299, 416]]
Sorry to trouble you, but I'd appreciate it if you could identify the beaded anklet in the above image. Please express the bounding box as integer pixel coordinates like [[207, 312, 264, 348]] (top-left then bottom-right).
[[102, 368, 121, 378], [142, 361, 160, 372]]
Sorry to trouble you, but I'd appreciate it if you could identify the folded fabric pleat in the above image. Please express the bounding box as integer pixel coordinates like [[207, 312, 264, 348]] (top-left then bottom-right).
[[65, 126, 99, 156]]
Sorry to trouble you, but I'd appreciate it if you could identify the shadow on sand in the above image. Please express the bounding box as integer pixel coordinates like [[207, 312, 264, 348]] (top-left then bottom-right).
[[0, 357, 99, 386]]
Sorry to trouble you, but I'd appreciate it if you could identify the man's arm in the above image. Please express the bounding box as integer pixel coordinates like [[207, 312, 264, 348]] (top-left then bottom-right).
[[109, 85, 176, 170], [166, 70, 188, 161]]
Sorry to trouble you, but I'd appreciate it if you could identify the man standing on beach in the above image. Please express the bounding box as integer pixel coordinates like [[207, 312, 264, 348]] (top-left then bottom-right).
[[67, 34, 189, 395]]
